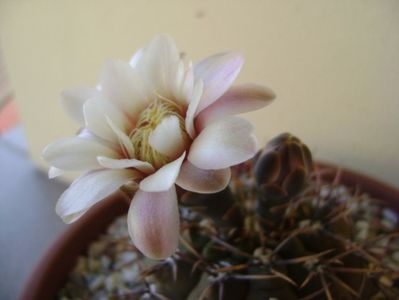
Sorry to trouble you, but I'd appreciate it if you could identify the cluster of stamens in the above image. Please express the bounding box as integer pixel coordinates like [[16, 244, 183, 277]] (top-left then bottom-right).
[[129, 96, 190, 169]]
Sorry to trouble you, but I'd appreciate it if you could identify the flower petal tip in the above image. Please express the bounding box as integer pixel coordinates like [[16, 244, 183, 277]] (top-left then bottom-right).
[[176, 162, 231, 194], [48, 167, 65, 179], [127, 187, 179, 260]]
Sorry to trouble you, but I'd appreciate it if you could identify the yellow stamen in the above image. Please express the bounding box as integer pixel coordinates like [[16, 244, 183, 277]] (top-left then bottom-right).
[[130, 97, 189, 169]]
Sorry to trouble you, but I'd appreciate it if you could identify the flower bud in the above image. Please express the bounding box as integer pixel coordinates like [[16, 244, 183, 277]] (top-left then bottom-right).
[[254, 133, 313, 199]]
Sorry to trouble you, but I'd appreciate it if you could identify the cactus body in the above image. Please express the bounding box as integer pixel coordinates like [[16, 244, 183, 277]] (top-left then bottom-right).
[[61, 134, 399, 300]]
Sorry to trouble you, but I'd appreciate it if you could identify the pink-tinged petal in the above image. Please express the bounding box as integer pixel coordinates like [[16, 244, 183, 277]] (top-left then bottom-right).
[[185, 79, 204, 138], [194, 52, 244, 113], [83, 96, 129, 144], [139, 152, 185, 192], [100, 59, 149, 117], [129, 48, 144, 68], [60, 87, 100, 125], [176, 161, 231, 193], [127, 186, 179, 259], [42, 137, 118, 171], [136, 34, 180, 97], [149, 115, 187, 159], [196, 83, 275, 130], [97, 156, 154, 174], [48, 167, 65, 179], [188, 116, 257, 170], [56, 169, 134, 223]]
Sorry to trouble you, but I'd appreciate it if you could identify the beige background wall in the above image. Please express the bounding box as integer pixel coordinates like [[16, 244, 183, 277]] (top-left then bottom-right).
[[1, 0, 398, 187]]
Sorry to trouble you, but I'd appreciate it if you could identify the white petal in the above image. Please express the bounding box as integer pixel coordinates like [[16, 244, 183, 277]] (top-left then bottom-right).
[[139, 152, 185, 192], [194, 52, 244, 113], [188, 116, 257, 170], [196, 83, 275, 130], [106, 116, 135, 158], [83, 96, 129, 143], [129, 48, 144, 68], [185, 79, 204, 138], [77, 128, 101, 140], [176, 161, 231, 194], [127, 186, 179, 259], [100, 59, 149, 117], [42, 137, 117, 171], [170, 59, 185, 101], [60, 87, 100, 125], [62, 210, 89, 224], [149, 115, 186, 159], [97, 156, 154, 174], [77, 128, 118, 152], [56, 169, 134, 223], [136, 34, 180, 97], [48, 167, 65, 179], [181, 61, 194, 102], [165, 59, 191, 107]]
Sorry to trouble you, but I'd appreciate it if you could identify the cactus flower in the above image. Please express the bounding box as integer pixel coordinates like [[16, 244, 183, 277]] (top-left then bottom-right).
[[43, 35, 275, 259]]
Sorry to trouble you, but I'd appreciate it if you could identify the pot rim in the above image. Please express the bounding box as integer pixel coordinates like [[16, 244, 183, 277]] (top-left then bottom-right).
[[19, 192, 129, 300]]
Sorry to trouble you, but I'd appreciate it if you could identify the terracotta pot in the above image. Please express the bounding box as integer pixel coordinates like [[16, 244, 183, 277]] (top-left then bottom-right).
[[19, 163, 399, 300], [19, 194, 129, 300]]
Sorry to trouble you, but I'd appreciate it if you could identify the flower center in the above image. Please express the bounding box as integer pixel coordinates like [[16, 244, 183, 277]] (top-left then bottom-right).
[[129, 97, 189, 169]]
